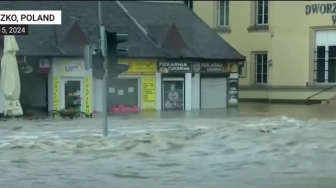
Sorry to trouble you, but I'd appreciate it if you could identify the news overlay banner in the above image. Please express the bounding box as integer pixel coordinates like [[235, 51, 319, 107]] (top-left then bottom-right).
[[0, 11, 62, 25]]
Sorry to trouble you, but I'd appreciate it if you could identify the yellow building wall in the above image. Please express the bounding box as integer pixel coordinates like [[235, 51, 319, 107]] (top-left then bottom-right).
[[194, 1, 269, 86], [194, 1, 336, 101]]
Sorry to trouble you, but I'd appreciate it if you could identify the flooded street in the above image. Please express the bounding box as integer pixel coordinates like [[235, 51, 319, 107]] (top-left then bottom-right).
[[1, 103, 336, 188]]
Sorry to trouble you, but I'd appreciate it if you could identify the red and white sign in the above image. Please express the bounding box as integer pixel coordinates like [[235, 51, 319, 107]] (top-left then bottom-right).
[[39, 58, 50, 73]]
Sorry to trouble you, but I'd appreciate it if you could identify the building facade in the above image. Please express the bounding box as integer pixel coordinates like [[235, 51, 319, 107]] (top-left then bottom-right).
[[94, 58, 157, 112], [156, 60, 239, 111], [94, 59, 240, 112], [48, 58, 93, 114], [194, 1, 336, 102], [0, 1, 245, 115], [1, 57, 239, 115]]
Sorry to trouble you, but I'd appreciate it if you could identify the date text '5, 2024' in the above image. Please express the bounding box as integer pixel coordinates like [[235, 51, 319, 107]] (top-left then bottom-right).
[[0, 25, 28, 35]]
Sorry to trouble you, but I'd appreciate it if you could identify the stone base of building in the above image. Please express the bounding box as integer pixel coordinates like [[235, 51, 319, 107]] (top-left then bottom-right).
[[239, 98, 320, 105], [239, 89, 336, 105]]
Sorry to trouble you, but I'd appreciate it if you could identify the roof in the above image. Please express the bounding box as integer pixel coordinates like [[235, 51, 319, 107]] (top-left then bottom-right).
[[0, 1, 245, 60], [147, 23, 196, 57], [120, 1, 245, 60], [0, 1, 165, 57]]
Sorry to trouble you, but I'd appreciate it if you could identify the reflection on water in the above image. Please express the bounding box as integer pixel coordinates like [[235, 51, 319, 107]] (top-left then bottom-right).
[[1, 103, 336, 188]]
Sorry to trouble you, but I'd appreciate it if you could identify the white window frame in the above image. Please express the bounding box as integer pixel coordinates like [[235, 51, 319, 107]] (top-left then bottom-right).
[[256, 1, 268, 25], [314, 30, 336, 85], [255, 53, 268, 85], [218, 1, 229, 27]]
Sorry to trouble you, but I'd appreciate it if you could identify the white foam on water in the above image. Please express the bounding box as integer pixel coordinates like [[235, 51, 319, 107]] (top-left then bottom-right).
[[68, 129, 90, 133], [241, 116, 303, 127], [0, 142, 10, 148], [90, 133, 103, 136], [5, 135, 39, 139]]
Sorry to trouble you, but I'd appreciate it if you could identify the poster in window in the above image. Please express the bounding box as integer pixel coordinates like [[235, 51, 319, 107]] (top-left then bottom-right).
[[163, 81, 184, 110]]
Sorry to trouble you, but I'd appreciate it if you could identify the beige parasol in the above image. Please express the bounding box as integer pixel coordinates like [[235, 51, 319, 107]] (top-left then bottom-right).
[[0, 35, 23, 116]]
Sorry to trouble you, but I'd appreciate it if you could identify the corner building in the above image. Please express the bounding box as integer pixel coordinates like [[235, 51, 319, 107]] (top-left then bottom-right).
[[194, 1, 336, 102]]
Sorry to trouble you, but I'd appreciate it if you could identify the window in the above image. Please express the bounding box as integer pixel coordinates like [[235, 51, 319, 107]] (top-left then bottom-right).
[[314, 31, 336, 84], [255, 54, 268, 84], [256, 1, 268, 25], [314, 46, 336, 83], [218, 1, 229, 27]]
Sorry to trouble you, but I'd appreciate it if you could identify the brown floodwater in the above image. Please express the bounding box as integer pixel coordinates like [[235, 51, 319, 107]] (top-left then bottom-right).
[[0, 102, 336, 188]]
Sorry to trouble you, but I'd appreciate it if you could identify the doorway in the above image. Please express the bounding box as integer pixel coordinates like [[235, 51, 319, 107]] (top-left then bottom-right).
[[162, 78, 184, 111], [62, 79, 83, 111], [200, 77, 227, 109], [19, 67, 48, 113]]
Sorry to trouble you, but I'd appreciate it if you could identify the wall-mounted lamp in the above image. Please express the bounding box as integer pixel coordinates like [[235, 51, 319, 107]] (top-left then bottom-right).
[[20, 56, 33, 74], [238, 61, 245, 68], [238, 61, 246, 78]]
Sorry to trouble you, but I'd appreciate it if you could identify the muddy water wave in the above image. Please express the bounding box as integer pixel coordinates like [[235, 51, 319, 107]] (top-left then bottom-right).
[[0, 114, 336, 188]]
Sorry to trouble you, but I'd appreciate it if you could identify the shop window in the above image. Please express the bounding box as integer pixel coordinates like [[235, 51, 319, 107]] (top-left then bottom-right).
[[255, 53, 268, 84], [218, 1, 229, 27], [256, 1, 268, 25], [107, 78, 139, 109], [314, 30, 336, 84]]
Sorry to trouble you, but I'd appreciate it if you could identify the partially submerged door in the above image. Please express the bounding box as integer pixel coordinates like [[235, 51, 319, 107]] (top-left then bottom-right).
[[201, 77, 227, 109], [63, 79, 83, 111], [162, 78, 184, 111]]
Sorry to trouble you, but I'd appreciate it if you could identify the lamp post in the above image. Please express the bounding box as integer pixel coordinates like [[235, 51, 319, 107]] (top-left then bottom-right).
[[98, 1, 109, 137]]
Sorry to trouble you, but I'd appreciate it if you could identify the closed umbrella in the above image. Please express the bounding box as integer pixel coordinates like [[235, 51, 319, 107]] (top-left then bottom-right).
[[0, 35, 23, 116], [0, 71, 4, 114]]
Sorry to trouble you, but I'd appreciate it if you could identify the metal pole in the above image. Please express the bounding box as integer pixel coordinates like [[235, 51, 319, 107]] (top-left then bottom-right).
[[98, 1, 108, 137], [98, 1, 102, 26]]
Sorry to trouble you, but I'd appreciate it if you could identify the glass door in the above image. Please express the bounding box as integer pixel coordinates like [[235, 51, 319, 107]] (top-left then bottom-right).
[[162, 80, 184, 111], [63, 80, 82, 111]]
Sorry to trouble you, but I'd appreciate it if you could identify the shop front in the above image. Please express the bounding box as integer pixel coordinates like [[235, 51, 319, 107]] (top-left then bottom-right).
[[157, 60, 192, 111], [49, 58, 93, 114], [192, 62, 239, 109], [106, 59, 157, 111]]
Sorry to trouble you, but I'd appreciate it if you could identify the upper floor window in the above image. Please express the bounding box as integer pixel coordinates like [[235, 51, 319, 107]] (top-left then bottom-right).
[[256, 1, 268, 25], [218, 1, 229, 27], [255, 53, 268, 84]]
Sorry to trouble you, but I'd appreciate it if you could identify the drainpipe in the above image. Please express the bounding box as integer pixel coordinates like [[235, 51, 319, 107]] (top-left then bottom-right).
[[268, 29, 274, 105]]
